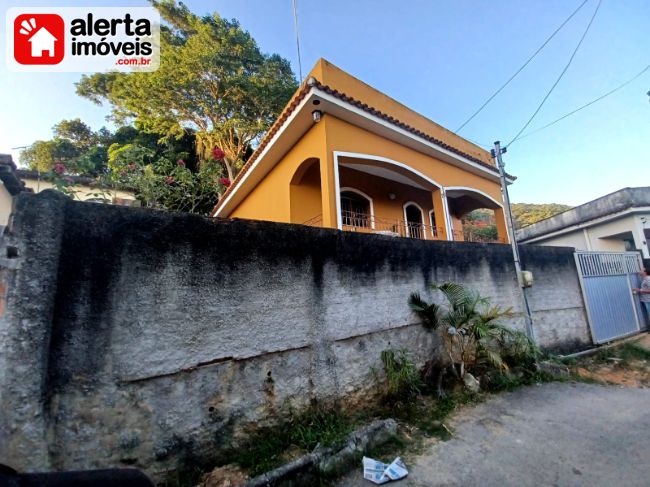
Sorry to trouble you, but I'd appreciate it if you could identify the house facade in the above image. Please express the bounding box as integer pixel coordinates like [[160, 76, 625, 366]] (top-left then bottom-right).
[[211, 59, 513, 243], [517, 187, 650, 262]]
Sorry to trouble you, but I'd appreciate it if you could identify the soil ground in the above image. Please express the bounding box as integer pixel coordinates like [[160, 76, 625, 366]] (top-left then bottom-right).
[[337, 334, 650, 487]]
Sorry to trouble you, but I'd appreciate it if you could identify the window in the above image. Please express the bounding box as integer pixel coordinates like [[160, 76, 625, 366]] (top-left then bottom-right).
[[341, 190, 371, 228], [404, 203, 424, 239]]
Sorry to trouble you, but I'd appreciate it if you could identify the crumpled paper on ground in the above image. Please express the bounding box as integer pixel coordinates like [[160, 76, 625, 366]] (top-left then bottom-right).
[[362, 456, 408, 484]]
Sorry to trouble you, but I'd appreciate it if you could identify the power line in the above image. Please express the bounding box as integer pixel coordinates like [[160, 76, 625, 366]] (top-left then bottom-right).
[[506, 0, 602, 147], [291, 0, 303, 81], [455, 0, 590, 133], [514, 64, 650, 141], [466, 138, 491, 149]]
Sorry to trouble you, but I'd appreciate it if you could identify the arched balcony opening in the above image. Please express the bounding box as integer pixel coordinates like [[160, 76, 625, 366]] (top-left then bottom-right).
[[334, 154, 447, 240], [404, 202, 426, 239], [340, 188, 374, 230], [445, 187, 508, 243]]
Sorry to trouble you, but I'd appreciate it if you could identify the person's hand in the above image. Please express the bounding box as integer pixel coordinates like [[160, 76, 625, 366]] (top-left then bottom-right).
[[633, 289, 639, 294]]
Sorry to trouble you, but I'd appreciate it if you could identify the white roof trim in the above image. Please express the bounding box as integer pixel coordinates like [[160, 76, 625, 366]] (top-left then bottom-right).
[[213, 84, 510, 217], [212, 90, 314, 217], [444, 186, 504, 208]]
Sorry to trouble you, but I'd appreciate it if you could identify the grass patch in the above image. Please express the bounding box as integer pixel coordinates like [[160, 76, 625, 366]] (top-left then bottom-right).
[[596, 342, 650, 363], [222, 406, 353, 477]]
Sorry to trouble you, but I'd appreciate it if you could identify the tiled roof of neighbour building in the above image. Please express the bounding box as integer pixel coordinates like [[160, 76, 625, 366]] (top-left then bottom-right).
[[0, 155, 27, 196]]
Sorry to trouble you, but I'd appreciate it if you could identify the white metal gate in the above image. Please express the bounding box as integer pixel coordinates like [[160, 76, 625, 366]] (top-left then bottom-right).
[[575, 251, 644, 344]]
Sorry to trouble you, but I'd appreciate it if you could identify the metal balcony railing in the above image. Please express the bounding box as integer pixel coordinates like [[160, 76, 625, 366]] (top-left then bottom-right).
[[303, 211, 444, 240], [451, 229, 507, 244], [303, 213, 505, 243]]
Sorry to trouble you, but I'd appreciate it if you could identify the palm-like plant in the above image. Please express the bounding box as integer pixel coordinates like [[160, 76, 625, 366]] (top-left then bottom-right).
[[409, 282, 534, 391]]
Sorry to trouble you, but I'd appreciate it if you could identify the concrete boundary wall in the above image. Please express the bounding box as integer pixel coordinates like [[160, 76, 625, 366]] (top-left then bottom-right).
[[0, 191, 591, 480]]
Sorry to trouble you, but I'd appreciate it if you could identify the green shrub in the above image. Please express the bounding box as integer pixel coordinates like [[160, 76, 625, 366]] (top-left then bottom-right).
[[408, 282, 537, 391], [378, 348, 423, 401]]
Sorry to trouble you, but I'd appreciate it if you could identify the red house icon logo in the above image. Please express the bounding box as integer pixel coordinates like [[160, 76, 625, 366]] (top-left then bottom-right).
[[13, 14, 65, 65]]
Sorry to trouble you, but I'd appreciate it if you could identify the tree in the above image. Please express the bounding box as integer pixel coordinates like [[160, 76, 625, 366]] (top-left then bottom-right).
[[52, 118, 96, 151], [76, 0, 298, 181], [20, 138, 80, 172]]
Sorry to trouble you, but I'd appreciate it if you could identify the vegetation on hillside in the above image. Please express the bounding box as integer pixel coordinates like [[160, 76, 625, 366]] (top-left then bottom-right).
[[511, 203, 572, 228], [463, 203, 572, 235]]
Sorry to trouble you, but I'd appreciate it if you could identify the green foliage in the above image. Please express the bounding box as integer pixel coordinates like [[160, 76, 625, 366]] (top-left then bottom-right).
[[511, 203, 572, 228], [111, 152, 224, 214], [225, 406, 353, 477], [463, 209, 493, 223], [464, 224, 498, 242], [594, 342, 650, 363], [378, 348, 422, 400], [76, 0, 297, 180], [22, 2, 297, 214], [52, 118, 96, 151], [409, 282, 537, 379], [20, 138, 79, 173]]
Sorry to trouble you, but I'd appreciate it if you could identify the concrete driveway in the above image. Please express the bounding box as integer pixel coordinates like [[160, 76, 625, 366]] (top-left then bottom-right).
[[338, 382, 650, 486]]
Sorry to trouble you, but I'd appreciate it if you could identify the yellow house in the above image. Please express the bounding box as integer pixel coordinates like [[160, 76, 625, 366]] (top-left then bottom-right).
[[211, 59, 513, 243]]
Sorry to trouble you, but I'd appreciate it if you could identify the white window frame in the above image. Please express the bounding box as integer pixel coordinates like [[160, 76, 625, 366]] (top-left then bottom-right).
[[403, 201, 426, 239], [340, 187, 375, 229]]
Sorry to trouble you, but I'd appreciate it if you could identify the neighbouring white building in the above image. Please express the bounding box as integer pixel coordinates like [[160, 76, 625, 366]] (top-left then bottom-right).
[[516, 187, 650, 262], [0, 154, 138, 231]]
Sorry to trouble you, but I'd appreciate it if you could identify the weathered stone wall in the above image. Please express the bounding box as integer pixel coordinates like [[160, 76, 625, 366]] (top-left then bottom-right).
[[0, 191, 591, 480]]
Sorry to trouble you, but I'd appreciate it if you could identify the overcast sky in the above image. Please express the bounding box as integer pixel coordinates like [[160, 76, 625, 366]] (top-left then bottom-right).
[[1, 0, 648, 205]]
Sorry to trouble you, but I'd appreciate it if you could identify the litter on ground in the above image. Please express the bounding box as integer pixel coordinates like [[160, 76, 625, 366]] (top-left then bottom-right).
[[362, 456, 408, 484]]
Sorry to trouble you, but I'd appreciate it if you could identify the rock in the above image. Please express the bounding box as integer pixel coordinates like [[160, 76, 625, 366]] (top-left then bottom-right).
[[463, 373, 480, 393], [201, 465, 248, 487], [538, 360, 570, 379]]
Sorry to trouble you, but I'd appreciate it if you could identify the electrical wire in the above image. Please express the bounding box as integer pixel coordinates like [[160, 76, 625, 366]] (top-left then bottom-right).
[[506, 0, 602, 147], [466, 138, 491, 149], [515, 64, 650, 141], [455, 0, 590, 133], [291, 0, 303, 81]]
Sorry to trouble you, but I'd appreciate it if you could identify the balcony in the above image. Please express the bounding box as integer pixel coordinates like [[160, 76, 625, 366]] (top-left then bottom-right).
[[303, 211, 504, 243], [304, 210, 444, 240]]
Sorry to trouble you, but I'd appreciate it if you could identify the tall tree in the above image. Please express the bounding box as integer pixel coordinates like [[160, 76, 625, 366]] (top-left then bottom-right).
[[52, 118, 96, 151], [76, 0, 298, 181], [20, 139, 79, 173]]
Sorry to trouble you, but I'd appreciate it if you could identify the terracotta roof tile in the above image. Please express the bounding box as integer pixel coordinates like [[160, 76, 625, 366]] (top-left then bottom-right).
[[211, 78, 512, 216]]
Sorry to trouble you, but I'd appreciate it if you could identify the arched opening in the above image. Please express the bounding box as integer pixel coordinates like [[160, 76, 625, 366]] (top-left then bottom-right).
[[340, 188, 374, 229], [429, 210, 437, 239], [404, 202, 425, 239], [445, 187, 506, 243], [290, 157, 322, 225], [335, 154, 448, 239]]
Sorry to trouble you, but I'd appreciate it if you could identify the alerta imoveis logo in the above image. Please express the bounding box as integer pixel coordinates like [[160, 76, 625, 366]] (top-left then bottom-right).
[[12, 12, 154, 66], [13, 14, 65, 65]]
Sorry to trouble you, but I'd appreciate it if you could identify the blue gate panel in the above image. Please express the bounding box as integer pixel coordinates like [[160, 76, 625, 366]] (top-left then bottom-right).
[[583, 275, 638, 343]]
